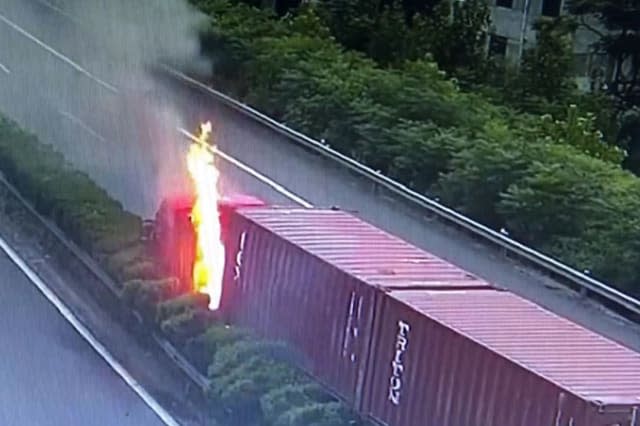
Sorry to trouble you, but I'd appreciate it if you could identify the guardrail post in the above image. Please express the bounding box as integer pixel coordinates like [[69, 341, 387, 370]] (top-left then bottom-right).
[[500, 228, 509, 258], [580, 270, 591, 298]]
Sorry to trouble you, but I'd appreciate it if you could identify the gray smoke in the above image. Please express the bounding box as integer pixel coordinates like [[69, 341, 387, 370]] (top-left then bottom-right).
[[58, 0, 210, 78], [0, 0, 212, 218]]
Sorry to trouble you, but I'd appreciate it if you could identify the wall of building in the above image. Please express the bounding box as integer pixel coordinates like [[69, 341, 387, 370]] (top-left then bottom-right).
[[487, 0, 606, 86]]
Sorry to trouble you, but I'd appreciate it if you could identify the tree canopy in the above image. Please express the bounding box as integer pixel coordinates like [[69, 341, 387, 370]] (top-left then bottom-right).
[[188, 0, 640, 295]]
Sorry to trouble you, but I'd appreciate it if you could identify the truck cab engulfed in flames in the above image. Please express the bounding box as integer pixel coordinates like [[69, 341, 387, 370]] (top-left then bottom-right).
[[150, 193, 265, 304]]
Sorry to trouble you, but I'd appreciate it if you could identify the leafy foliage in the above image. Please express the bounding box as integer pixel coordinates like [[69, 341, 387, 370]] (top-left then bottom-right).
[[122, 278, 180, 319], [506, 17, 579, 115], [476, 15, 618, 137], [385, 121, 468, 192], [104, 243, 147, 279], [518, 104, 626, 163], [156, 292, 211, 323], [261, 382, 334, 423], [316, 0, 490, 73], [273, 402, 357, 426], [208, 341, 303, 422], [160, 309, 212, 344], [435, 137, 540, 227], [205, 338, 360, 424], [184, 323, 251, 372], [183, 0, 640, 294], [620, 107, 640, 173], [498, 144, 618, 246], [0, 118, 141, 258], [209, 340, 298, 378], [156, 293, 213, 343]]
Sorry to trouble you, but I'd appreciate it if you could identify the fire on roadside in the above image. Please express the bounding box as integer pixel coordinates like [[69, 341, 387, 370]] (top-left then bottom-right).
[[186, 121, 225, 310]]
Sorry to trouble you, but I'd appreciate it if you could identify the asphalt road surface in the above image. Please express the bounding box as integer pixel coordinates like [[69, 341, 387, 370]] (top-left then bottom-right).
[[0, 249, 166, 426], [0, 0, 638, 378]]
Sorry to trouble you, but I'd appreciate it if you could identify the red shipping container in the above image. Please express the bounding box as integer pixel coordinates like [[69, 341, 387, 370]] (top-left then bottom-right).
[[220, 207, 493, 408], [362, 289, 640, 426], [153, 194, 196, 290], [153, 193, 264, 290]]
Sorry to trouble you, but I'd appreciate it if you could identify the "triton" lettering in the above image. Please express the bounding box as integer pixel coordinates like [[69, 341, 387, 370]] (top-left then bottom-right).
[[388, 320, 410, 405]]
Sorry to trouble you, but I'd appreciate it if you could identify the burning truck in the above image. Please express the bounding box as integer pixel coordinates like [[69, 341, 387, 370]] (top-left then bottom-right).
[[150, 121, 263, 310], [150, 122, 640, 426]]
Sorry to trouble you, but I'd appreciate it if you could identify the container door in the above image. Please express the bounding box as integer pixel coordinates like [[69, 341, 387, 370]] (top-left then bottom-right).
[[590, 404, 640, 426]]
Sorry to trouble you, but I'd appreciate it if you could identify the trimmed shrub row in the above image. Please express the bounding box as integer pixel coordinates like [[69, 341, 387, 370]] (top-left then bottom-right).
[[0, 114, 363, 425], [187, 0, 640, 295]]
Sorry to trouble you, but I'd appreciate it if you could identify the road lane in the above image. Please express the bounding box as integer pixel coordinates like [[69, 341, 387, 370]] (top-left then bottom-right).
[[0, 0, 165, 217], [0, 11, 118, 92], [0, 0, 639, 358], [0, 249, 167, 426]]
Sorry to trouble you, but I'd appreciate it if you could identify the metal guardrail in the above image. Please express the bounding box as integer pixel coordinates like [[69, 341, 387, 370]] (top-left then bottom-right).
[[161, 65, 640, 318]]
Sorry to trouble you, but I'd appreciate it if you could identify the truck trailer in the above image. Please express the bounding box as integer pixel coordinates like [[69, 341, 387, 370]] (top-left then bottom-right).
[[154, 195, 640, 426]]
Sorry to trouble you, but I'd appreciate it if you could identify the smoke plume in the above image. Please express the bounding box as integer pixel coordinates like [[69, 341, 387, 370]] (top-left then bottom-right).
[[0, 0, 212, 217]]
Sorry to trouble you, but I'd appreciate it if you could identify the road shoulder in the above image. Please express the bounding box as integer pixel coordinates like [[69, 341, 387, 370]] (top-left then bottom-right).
[[0, 182, 211, 426]]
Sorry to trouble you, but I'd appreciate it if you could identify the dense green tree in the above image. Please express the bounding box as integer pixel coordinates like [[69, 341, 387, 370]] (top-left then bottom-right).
[[435, 137, 540, 227], [620, 108, 640, 172], [316, 0, 379, 52], [434, 0, 491, 75], [315, 0, 490, 72], [186, 0, 640, 292], [505, 16, 578, 115], [498, 144, 617, 246], [547, 173, 640, 293], [516, 104, 625, 163], [386, 121, 467, 192]]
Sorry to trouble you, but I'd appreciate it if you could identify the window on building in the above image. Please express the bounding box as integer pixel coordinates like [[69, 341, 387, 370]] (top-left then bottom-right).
[[496, 0, 514, 8], [541, 0, 562, 16], [488, 35, 508, 58]]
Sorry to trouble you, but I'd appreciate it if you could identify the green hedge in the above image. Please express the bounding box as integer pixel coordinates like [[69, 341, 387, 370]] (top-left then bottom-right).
[[188, 0, 640, 295], [0, 116, 142, 257], [0, 114, 363, 425]]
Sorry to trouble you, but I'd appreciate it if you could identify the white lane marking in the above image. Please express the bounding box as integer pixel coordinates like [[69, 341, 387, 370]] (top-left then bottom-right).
[[34, 0, 80, 25], [0, 61, 10, 74], [30, 0, 121, 63], [12, 0, 312, 209], [0, 12, 118, 94], [58, 110, 106, 143], [177, 127, 314, 208], [0, 236, 180, 426], [21, 0, 313, 209]]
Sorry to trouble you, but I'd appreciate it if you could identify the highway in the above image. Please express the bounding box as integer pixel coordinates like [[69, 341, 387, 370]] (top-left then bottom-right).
[[0, 248, 167, 426], [0, 0, 638, 380]]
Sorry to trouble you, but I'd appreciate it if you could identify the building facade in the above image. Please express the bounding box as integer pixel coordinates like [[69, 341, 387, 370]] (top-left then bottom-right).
[[487, 0, 606, 90]]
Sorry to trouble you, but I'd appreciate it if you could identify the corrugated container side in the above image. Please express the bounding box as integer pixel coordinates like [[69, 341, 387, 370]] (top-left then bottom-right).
[[240, 208, 494, 292], [220, 209, 378, 407], [220, 206, 496, 409], [361, 290, 640, 426], [154, 197, 195, 291]]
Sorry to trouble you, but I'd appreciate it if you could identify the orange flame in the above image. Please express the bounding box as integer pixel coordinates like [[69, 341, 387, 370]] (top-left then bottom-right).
[[186, 121, 225, 310]]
